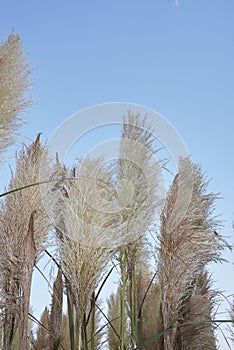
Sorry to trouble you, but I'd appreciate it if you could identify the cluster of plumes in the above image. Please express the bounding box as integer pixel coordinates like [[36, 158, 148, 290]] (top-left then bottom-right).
[[45, 110, 165, 349], [0, 29, 232, 350], [107, 154, 230, 350], [0, 135, 51, 349], [104, 115, 227, 350], [157, 158, 228, 350], [0, 80, 231, 349], [0, 32, 32, 160]]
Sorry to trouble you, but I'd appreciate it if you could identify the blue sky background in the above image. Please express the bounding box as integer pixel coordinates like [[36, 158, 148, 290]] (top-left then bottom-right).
[[1, 1, 234, 348]]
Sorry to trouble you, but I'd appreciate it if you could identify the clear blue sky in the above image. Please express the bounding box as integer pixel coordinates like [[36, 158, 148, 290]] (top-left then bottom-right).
[[1, 1, 234, 347]]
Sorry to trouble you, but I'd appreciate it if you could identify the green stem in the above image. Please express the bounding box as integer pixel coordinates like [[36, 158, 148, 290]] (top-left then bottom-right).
[[136, 317, 142, 350], [130, 268, 136, 350], [137, 272, 157, 321], [95, 303, 127, 349], [82, 313, 88, 350], [0, 176, 111, 198], [77, 322, 82, 350], [86, 266, 114, 327], [91, 292, 95, 350], [66, 282, 75, 350], [120, 247, 127, 350], [136, 271, 157, 348]]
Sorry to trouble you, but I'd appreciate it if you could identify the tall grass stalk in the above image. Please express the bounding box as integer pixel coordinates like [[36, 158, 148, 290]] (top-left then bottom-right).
[[49, 156, 119, 349], [158, 158, 228, 350], [117, 112, 164, 349], [120, 247, 127, 350], [90, 291, 95, 350], [0, 135, 50, 349], [77, 316, 82, 350], [129, 267, 135, 350], [66, 280, 75, 350]]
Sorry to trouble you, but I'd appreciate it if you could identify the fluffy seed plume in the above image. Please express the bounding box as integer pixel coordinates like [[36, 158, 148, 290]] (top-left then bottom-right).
[[0, 135, 51, 349], [158, 158, 227, 350], [117, 112, 165, 246], [115, 112, 165, 349], [134, 267, 163, 350], [50, 156, 118, 348], [177, 270, 217, 350], [49, 268, 63, 350], [0, 32, 32, 161]]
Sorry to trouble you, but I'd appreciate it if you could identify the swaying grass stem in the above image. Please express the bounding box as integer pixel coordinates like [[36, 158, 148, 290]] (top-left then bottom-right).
[[95, 303, 127, 350], [66, 282, 75, 350], [130, 268, 136, 350], [90, 292, 95, 350], [86, 266, 115, 327], [120, 247, 127, 350], [82, 314, 88, 350], [77, 320, 82, 350], [0, 175, 112, 198], [137, 271, 157, 320]]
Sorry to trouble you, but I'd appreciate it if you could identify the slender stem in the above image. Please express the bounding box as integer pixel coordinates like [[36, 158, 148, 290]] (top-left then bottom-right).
[[136, 271, 157, 348], [0, 176, 111, 198], [82, 313, 88, 350], [66, 282, 75, 350], [9, 321, 15, 350], [120, 247, 127, 350], [86, 266, 114, 327], [95, 303, 127, 350], [138, 272, 157, 321], [136, 317, 142, 350], [91, 291, 95, 350], [130, 268, 136, 350], [77, 317, 83, 350]]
